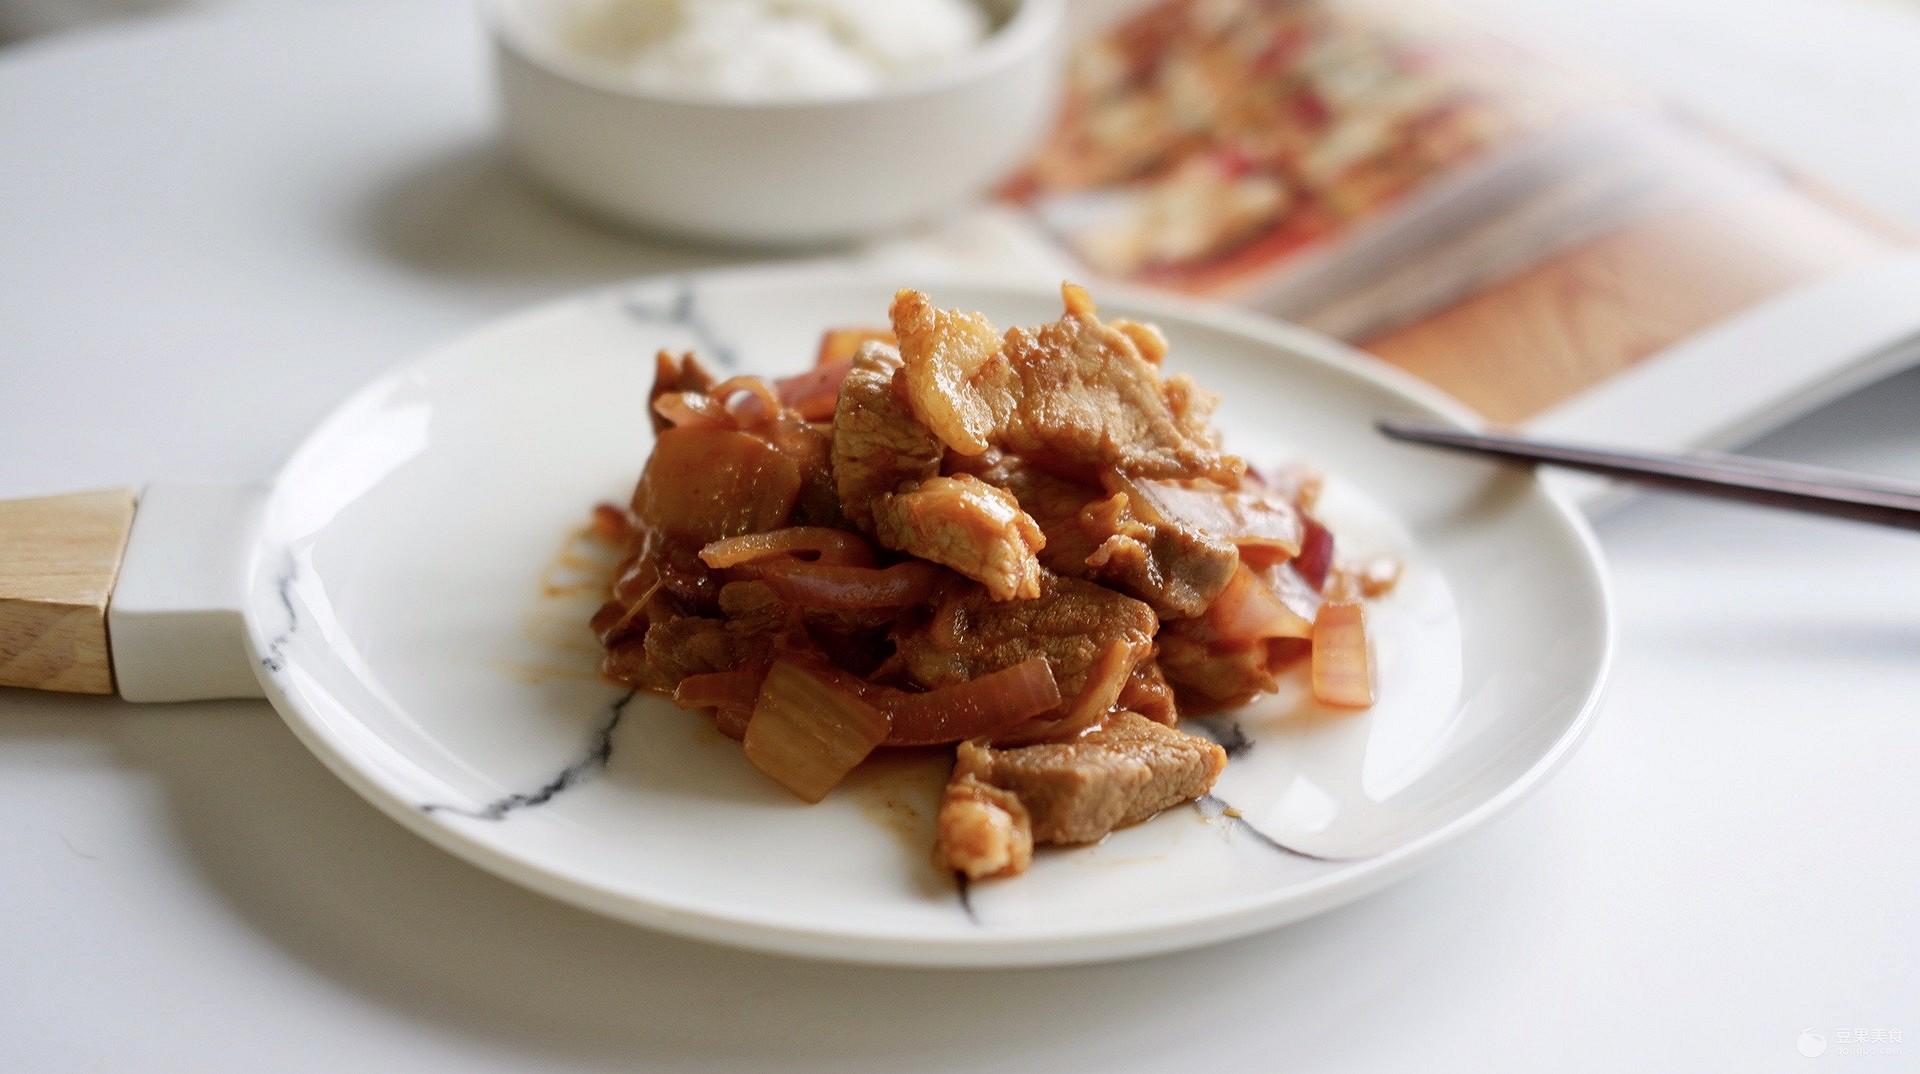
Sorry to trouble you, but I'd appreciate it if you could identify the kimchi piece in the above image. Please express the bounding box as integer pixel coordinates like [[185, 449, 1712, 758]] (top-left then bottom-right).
[[591, 283, 1395, 882]]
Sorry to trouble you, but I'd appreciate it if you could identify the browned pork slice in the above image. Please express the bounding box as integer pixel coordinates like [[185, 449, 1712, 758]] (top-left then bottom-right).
[[1157, 629, 1273, 711], [890, 283, 1242, 483], [886, 295, 1002, 457], [1077, 490, 1238, 619], [974, 457, 1237, 619], [937, 712, 1226, 876], [872, 474, 1045, 601], [830, 341, 943, 531], [603, 610, 772, 694], [962, 454, 1103, 569], [830, 344, 1048, 599], [894, 574, 1157, 705], [1157, 619, 1312, 712]]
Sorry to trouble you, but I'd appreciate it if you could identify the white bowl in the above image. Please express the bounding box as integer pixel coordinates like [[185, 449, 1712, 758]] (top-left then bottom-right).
[[486, 0, 1065, 246]]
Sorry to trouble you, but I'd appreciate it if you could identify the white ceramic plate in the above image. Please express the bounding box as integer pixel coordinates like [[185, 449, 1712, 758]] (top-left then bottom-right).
[[244, 266, 1611, 967]]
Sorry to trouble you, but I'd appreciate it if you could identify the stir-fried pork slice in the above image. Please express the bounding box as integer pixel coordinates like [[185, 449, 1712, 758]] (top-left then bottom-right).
[[936, 772, 1034, 881], [830, 345, 1048, 597], [971, 456, 1101, 568], [887, 296, 1003, 456], [873, 474, 1045, 601], [1157, 630, 1272, 711], [1078, 490, 1239, 619], [941, 712, 1226, 860], [890, 283, 1241, 483], [603, 610, 771, 694], [1158, 619, 1311, 712], [974, 456, 1237, 619], [895, 574, 1157, 706], [830, 341, 944, 531]]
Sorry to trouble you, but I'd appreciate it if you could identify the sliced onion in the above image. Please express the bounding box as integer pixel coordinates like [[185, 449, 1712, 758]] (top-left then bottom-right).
[[632, 426, 801, 542], [743, 659, 891, 802], [673, 670, 763, 710], [707, 376, 781, 428], [994, 639, 1142, 746], [651, 391, 729, 430], [713, 702, 754, 741], [774, 358, 853, 421], [1206, 563, 1314, 642], [595, 555, 665, 644], [1264, 561, 1323, 627], [1311, 601, 1373, 708], [650, 350, 716, 435], [882, 658, 1061, 746], [674, 670, 765, 741], [756, 561, 943, 610], [1292, 513, 1334, 591], [698, 528, 876, 569]]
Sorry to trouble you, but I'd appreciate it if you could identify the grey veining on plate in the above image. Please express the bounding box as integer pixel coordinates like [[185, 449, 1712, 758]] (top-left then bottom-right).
[[258, 549, 300, 673], [1183, 719, 1351, 862], [420, 691, 637, 821], [401, 278, 725, 822], [954, 875, 980, 925], [1188, 716, 1254, 759], [1192, 795, 1348, 863], [621, 279, 737, 370]]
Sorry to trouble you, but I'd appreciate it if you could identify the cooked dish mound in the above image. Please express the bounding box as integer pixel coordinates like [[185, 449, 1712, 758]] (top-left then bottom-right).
[[592, 283, 1387, 880]]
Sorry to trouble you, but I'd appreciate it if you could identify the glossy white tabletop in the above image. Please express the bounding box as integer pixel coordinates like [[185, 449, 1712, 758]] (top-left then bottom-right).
[[2, 3, 1916, 1070]]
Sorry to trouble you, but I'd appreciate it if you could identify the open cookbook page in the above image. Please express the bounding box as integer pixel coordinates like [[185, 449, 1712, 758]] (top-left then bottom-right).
[[994, 0, 1920, 447]]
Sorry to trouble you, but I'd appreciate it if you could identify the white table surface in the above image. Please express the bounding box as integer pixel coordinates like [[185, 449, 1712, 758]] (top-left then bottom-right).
[[3, 3, 1917, 1071]]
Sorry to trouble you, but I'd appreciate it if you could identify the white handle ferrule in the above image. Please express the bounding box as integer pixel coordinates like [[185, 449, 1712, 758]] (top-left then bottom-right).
[[108, 483, 268, 703]]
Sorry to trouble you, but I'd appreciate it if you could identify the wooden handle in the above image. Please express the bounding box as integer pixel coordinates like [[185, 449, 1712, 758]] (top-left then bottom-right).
[[0, 489, 137, 694]]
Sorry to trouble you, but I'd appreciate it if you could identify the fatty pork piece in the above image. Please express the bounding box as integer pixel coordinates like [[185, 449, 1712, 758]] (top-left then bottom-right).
[[937, 712, 1228, 880], [873, 474, 1044, 601], [889, 282, 1242, 484], [832, 342, 1047, 600], [830, 341, 942, 531]]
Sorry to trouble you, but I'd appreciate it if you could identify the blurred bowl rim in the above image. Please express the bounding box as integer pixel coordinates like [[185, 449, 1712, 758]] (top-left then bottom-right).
[[484, 0, 1065, 112]]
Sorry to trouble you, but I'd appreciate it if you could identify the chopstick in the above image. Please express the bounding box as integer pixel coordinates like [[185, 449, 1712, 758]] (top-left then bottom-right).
[[1376, 418, 1920, 532]]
